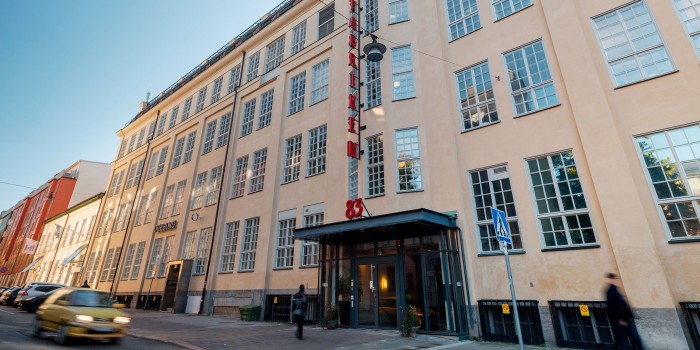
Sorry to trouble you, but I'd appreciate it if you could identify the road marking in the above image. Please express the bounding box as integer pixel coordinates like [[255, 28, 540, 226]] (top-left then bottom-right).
[[0, 308, 22, 314]]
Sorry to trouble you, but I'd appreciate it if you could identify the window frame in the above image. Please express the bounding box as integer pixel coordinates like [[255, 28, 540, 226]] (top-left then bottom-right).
[[307, 124, 327, 177], [503, 40, 559, 116], [258, 89, 274, 129], [231, 155, 249, 199], [239, 217, 260, 272], [365, 134, 385, 197], [395, 127, 423, 192], [318, 3, 335, 40], [310, 59, 330, 104], [288, 72, 306, 115], [275, 217, 296, 269], [492, 0, 533, 21], [388, 0, 409, 24], [283, 134, 303, 184], [391, 45, 416, 100], [219, 221, 240, 273], [249, 148, 268, 193], [291, 21, 307, 55]]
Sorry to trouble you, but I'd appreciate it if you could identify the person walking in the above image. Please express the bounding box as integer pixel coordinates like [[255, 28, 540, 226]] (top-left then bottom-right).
[[292, 284, 307, 340], [605, 272, 643, 349]]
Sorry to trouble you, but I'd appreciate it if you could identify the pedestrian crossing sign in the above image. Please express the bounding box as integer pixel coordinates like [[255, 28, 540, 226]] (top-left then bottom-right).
[[491, 208, 511, 245]]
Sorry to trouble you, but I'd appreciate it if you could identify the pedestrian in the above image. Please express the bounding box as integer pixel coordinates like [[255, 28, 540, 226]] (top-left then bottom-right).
[[605, 272, 643, 349], [292, 284, 307, 340], [80, 280, 90, 288]]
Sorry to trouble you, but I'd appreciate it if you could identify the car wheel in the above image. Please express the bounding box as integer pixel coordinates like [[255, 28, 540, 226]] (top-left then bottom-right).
[[55, 324, 70, 345], [31, 318, 42, 338]]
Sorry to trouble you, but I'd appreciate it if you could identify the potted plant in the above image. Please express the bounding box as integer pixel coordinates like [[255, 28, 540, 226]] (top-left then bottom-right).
[[324, 304, 339, 329], [401, 305, 420, 337]]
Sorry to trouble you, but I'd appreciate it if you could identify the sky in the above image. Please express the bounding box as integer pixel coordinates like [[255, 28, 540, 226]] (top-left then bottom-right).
[[0, 0, 284, 211]]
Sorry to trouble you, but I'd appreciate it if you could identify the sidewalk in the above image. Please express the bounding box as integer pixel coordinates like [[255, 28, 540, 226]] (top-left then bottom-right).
[[125, 309, 565, 350]]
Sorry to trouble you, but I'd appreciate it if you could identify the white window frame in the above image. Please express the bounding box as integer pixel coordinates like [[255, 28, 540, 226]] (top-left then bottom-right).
[[258, 89, 274, 129], [193, 228, 211, 275], [155, 146, 169, 176], [291, 21, 307, 55], [250, 148, 268, 193], [195, 87, 208, 113], [503, 40, 558, 116], [130, 242, 145, 279], [275, 212, 296, 269], [264, 36, 285, 73], [388, 0, 409, 24], [143, 190, 158, 224], [227, 64, 242, 94], [672, 0, 700, 59], [365, 0, 379, 33], [158, 235, 175, 278], [216, 112, 232, 149], [307, 125, 327, 177], [146, 238, 163, 278], [301, 204, 323, 267], [310, 59, 330, 104], [318, 3, 335, 39], [365, 60, 382, 108], [283, 135, 303, 184], [183, 131, 197, 164], [219, 221, 239, 273], [121, 243, 136, 280], [288, 72, 306, 115], [191, 172, 207, 210], [181, 97, 192, 121], [171, 180, 187, 216], [239, 217, 260, 272], [201, 119, 218, 154], [391, 46, 415, 100], [446, 0, 480, 41], [365, 134, 385, 197], [395, 128, 423, 192], [246, 51, 260, 82], [231, 155, 249, 199], [171, 137, 186, 169], [211, 76, 223, 104], [182, 231, 197, 260], [240, 99, 256, 137], [145, 149, 159, 180], [455, 61, 498, 131], [493, 0, 532, 21], [160, 184, 175, 219], [205, 166, 223, 206]]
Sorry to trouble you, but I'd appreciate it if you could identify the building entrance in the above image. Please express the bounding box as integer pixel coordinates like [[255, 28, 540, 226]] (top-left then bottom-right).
[[357, 258, 397, 328]]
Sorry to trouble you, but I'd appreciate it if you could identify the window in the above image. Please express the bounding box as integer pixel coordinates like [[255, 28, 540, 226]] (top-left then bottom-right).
[[672, 0, 700, 57], [302, 208, 323, 266], [366, 134, 385, 197], [391, 46, 415, 100], [310, 59, 330, 104], [168, 110, 177, 130], [211, 76, 223, 104], [145, 149, 159, 180], [239, 217, 260, 271], [288, 72, 306, 114], [246, 51, 260, 82], [107, 247, 121, 281], [133, 194, 148, 226], [318, 3, 335, 39], [220, 221, 239, 273], [258, 89, 274, 129], [202, 119, 218, 154], [148, 120, 157, 139], [205, 166, 223, 206], [389, 0, 409, 24], [307, 125, 327, 176], [182, 231, 197, 259], [118, 139, 127, 158], [446, 0, 480, 41], [493, 0, 532, 20], [158, 235, 174, 277], [136, 128, 146, 148], [264, 36, 285, 73], [171, 137, 186, 169], [143, 190, 158, 224], [86, 251, 101, 284], [191, 172, 207, 210], [181, 97, 192, 121], [250, 149, 268, 193], [107, 169, 125, 197], [171, 180, 187, 216], [96, 208, 114, 237], [349, 157, 359, 199], [195, 87, 208, 113], [231, 155, 249, 198], [160, 184, 175, 219], [504, 40, 558, 115], [227, 64, 242, 94], [291, 21, 307, 55], [470, 166, 523, 252], [283, 135, 303, 183], [183, 131, 197, 164], [527, 151, 595, 248], [192, 228, 211, 275], [100, 247, 117, 282], [155, 146, 169, 176], [240, 99, 257, 137], [593, 2, 674, 87], [127, 134, 136, 153], [636, 125, 700, 239], [121, 243, 136, 280], [156, 114, 166, 136], [216, 112, 232, 149], [114, 201, 132, 232], [128, 159, 145, 189], [365, 0, 379, 32], [456, 61, 498, 130], [275, 217, 296, 268], [395, 128, 422, 191], [146, 238, 163, 278], [365, 60, 382, 108], [130, 242, 145, 279]]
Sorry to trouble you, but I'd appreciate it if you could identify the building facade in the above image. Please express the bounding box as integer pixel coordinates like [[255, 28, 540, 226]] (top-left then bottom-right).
[[80, 0, 700, 349]]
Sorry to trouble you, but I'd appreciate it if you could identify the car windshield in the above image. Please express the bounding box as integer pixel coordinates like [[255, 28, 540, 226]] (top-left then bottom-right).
[[70, 290, 113, 308]]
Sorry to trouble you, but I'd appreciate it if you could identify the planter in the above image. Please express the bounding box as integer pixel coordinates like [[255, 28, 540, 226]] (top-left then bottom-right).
[[325, 320, 338, 329]]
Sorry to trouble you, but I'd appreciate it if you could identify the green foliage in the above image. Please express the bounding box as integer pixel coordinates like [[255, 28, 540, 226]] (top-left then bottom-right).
[[324, 303, 338, 321], [401, 305, 420, 336]]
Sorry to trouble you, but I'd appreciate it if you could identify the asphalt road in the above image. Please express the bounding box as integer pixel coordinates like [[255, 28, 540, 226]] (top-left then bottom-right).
[[0, 304, 181, 350]]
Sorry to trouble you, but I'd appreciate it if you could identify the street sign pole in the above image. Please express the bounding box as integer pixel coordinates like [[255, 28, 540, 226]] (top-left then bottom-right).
[[492, 207, 523, 350], [502, 241, 524, 350]]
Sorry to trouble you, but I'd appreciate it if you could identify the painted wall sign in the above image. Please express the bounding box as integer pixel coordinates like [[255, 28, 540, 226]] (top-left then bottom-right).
[[153, 221, 178, 233]]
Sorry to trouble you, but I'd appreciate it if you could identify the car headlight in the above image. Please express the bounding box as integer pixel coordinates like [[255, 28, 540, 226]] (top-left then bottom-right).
[[113, 316, 131, 324], [75, 315, 94, 323]]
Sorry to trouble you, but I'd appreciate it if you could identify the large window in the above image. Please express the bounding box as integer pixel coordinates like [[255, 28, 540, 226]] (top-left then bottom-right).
[[446, 0, 480, 41], [183, 131, 197, 164], [116, 202, 132, 233], [191, 172, 207, 210], [169, 107, 180, 128], [125, 158, 144, 189], [145, 149, 159, 180], [158, 235, 175, 277], [231, 155, 249, 198], [146, 239, 163, 278], [275, 215, 296, 269], [239, 217, 260, 271], [216, 112, 232, 149], [283, 135, 303, 184], [201, 119, 218, 154], [391, 46, 415, 100], [107, 169, 125, 197], [365, 0, 379, 32], [310, 59, 330, 104], [240, 99, 257, 137], [258, 89, 274, 129], [160, 185, 175, 219], [395, 128, 422, 191], [133, 194, 148, 226], [527, 151, 596, 248], [130, 242, 145, 279], [365, 60, 382, 108], [246, 51, 260, 83], [301, 206, 323, 266], [366, 134, 385, 197], [228, 64, 242, 94], [219, 221, 239, 273], [308, 125, 327, 176], [120, 243, 136, 280], [211, 76, 223, 104], [205, 166, 223, 206], [155, 146, 169, 176], [636, 125, 700, 239], [250, 148, 268, 193], [673, 0, 700, 57], [349, 157, 359, 199], [291, 21, 307, 55], [264, 36, 285, 73], [388, 0, 409, 24], [143, 190, 158, 224], [289, 72, 306, 115], [182, 231, 197, 260], [171, 137, 186, 169], [181, 98, 192, 122], [195, 87, 207, 113], [493, 0, 532, 20], [171, 180, 187, 216], [193, 228, 212, 275], [456, 61, 498, 131], [593, 1, 674, 87], [318, 3, 335, 39], [470, 166, 523, 252], [504, 40, 558, 116]]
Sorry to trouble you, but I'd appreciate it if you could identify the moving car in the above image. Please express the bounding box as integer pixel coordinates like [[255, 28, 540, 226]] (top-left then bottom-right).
[[33, 288, 130, 344], [14, 283, 63, 307]]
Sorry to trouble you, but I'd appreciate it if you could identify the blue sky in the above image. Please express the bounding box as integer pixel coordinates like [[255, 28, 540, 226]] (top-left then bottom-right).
[[0, 0, 283, 211]]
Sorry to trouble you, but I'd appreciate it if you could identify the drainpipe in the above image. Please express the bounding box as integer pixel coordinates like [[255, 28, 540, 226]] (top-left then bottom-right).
[[451, 215, 475, 335], [199, 50, 247, 315]]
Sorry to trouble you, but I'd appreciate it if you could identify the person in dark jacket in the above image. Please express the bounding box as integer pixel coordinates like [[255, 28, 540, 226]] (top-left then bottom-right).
[[605, 273, 643, 349], [80, 280, 90, 288], [292, 284, 307, 340]]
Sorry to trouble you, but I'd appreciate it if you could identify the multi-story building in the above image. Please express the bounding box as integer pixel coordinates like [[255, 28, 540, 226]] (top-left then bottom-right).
[[0, 160, 110, 286], [81, 1, 700, 349]]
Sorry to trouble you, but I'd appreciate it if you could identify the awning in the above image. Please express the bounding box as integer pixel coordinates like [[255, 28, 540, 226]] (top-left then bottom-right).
[[294, 208, 456, 244], [62, 244, 88, 265], [20, 256, 44, 273]]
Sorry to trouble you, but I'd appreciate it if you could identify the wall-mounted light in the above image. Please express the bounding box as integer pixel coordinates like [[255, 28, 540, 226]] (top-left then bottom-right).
[[363, 35, 387, 63]]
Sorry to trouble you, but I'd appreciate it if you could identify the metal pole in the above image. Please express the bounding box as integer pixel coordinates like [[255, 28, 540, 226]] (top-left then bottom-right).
[[503, 242, 524, 350]]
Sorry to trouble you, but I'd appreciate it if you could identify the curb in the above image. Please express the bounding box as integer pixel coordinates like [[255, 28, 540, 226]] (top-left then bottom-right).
[[128, 331, 205, 350]]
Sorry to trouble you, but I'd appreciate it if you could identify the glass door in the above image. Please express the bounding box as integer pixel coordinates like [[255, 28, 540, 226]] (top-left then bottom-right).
[[356, 258, 398, 328]]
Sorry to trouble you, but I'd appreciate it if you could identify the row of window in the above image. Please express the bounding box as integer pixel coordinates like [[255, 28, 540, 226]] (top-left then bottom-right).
[[287, 59, 330, 115]]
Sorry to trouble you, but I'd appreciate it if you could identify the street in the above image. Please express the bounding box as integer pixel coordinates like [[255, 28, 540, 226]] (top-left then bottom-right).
[[0, 304, 180, 350]]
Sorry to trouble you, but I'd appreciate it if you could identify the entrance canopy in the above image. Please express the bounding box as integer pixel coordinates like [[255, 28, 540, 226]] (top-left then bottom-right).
[[294, 208, 456, 244]]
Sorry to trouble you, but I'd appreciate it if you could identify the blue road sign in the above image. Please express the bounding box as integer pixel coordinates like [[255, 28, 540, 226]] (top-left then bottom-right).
[[491, 208, 511, 244]]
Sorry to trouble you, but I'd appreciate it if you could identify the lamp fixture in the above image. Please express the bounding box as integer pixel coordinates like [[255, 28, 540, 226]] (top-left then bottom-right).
[[362, 35, 387, 62]]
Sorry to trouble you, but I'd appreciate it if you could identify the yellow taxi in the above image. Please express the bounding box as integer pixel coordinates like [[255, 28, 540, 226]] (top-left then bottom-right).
[[32, 287, 130, 344]]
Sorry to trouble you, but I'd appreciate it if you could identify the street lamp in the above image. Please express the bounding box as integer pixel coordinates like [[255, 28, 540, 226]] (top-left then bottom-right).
[[363, 35, 386, 63]]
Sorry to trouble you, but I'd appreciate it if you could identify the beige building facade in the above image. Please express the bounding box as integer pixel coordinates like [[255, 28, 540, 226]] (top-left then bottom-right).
[[80, 0, 700, 348]]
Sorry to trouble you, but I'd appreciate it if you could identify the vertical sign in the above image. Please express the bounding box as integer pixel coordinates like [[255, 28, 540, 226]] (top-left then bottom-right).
[[346, 0, 363, 218]]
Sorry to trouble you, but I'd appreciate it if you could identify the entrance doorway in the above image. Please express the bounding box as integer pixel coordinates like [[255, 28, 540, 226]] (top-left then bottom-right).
[[357, 258, 397, 328]]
